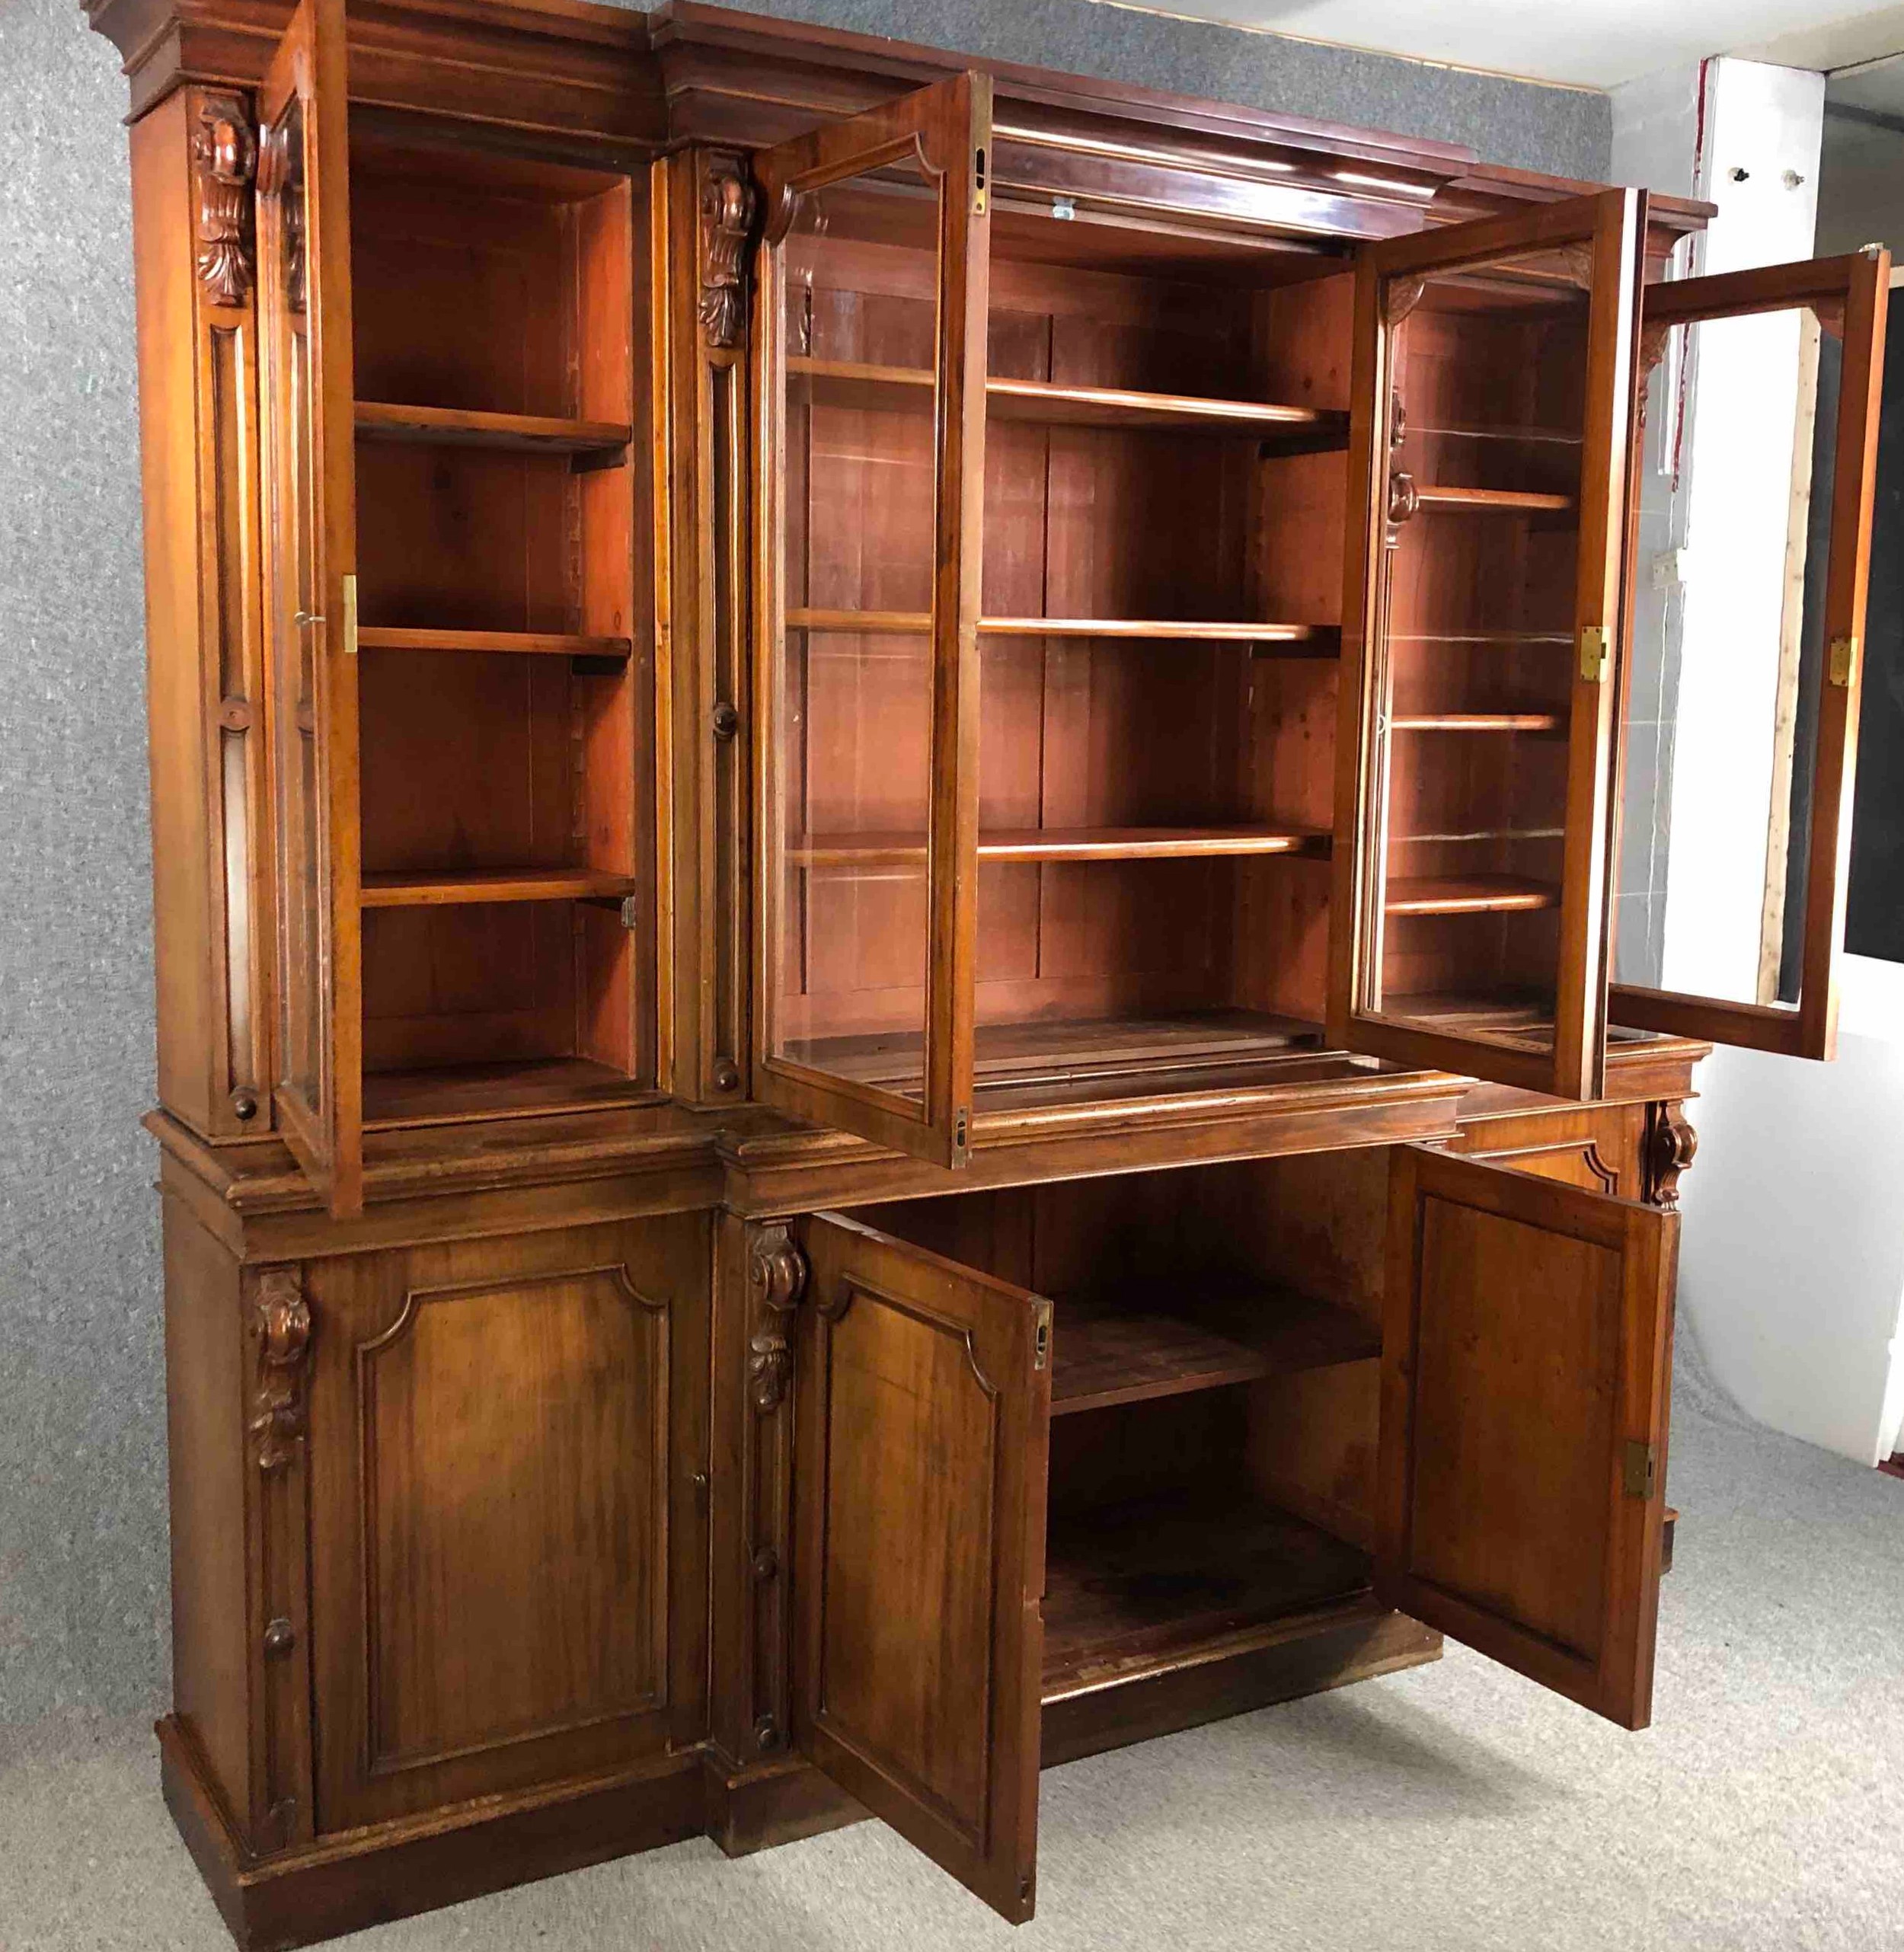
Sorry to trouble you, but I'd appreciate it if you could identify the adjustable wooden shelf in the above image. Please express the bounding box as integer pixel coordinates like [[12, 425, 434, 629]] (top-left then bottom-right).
[[89, 0, 1885, 1942]]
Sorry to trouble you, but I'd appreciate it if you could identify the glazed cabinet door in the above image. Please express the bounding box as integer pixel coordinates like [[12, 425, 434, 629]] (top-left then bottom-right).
[[256, 0, 364, 1215], [752, 75, 992, 1168], [1378, 1145, 1676, 1728], [792, 1211, 1052, 1922], [1609, 251, 1890, 1058], [1332, 192, 1647, 1100], [303, 1216, 711, 1832]]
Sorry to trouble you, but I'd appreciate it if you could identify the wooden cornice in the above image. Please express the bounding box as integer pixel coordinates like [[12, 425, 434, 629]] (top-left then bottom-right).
[[84, 0, 664, 155], [84, 0, 1711, 238]]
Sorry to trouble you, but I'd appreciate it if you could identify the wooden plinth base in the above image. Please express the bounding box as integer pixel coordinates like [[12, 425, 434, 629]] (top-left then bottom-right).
[[158, 1717, 707, 1952], [162, 1608, 1443, 1944]]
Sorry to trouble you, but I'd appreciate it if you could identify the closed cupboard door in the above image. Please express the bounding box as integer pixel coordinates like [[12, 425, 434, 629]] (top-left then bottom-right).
[[256, 0, 364, 1216], [792, 1211, 1052, 1922], [752, 75, 992, 1168], [1610, 251, 1890, 1059], [1331, 191, 1647, 1101], [1378, 1145, 1676, 1728], [304, 1216, 710, 1830]]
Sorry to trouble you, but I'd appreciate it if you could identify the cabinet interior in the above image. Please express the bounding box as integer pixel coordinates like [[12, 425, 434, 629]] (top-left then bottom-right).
[[851, 1147, 1388, 1699], [348, 129, 652, 1125], [1364, 263, 1591, 1053], [772, 181, 1357, 1102]]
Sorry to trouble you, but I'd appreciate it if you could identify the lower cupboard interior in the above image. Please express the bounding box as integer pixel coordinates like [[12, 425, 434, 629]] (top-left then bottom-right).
[[849, 1146, 1387, 1701]]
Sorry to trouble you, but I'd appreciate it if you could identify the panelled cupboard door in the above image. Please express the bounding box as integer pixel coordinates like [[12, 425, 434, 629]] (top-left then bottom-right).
[[752, 75, 992, 1168], [1610, 251, 1891, 1060], [791, 1212, 1052, 1922], [304, 1216, 711, 1831], [256, 0, 364, 1216], [1331, 191, 1648, 1101], [1378, 1145, 1677, 1729]]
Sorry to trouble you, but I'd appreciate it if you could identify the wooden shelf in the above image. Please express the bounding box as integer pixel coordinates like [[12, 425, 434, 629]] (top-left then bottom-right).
[[788, 826, 1331, 867], [785, 611, 1338, 652], [1052, 1288, 1379, 1417], [1385, 874, 1559, 916], [356, 627, 632, 659], [1042, 1491, 1372, 1688], [1411, 484, 1577, 515], [363, 1056, 649, 1126], [355, 401, 632, 456], [982, 618, 1339, 647], [1389, 713, 1562, 733], [360, 868, 639, 909], [787, 355, 1347, 445]]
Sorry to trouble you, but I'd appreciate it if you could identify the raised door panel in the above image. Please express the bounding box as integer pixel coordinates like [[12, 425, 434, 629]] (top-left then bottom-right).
[[1331, 191, 1647, 1100], [256, 0, 363, 1215], [305, 1215, 709, 1830], [1611, 251, 1890, 1059], [752, 75, 992, 1167], [1378, 1145, 1676, 1728], [793, 1211, 1050, 1922]]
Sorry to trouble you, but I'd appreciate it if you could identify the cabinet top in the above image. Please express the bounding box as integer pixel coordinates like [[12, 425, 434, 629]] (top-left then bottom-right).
[[84, 0, 1712, 242]]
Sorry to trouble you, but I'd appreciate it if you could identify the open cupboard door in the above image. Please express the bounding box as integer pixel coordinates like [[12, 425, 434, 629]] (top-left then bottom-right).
[[1331, 191, 1647, 1100], [1609, 250, 1890, 1059], [256, 0, 363, 1216], [1378, 1146, 1676, 1727], [752, 76, 992, 1168], [791, 1212, 1051, 1922]]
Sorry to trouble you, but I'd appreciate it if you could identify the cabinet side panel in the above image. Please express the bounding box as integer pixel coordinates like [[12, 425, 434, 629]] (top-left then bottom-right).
[[162, 1190, 251, 1827], [133, 94, 220, 1132]]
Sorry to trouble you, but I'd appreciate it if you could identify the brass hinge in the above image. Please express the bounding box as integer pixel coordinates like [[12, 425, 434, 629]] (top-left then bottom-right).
[[1033, 1300, 1052, 1372], [1621, 1439, 1657, 1500], [1829, 634, 1860, 688], [1580, 624, 1608, 683], [341, 573, 358, 656], [618, 895, 638, 930]]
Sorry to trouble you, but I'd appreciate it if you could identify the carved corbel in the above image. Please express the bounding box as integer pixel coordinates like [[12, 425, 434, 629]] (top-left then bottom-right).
[[254, 117, 306, 314], [698, 155, 759, 350], [193, 92, 257, 309], [746, 1223, 807, 1413], [1644, 1103, 1698, 1210], [249, 1268, 311, 1472]]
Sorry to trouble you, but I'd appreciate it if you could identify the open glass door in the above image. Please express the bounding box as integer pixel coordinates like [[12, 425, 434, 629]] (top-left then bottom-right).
[[1609, 251, 1890, 1058], [791, 1210, 1051, 1922], [256, 0, 363, 1216], [1378, 1146, 1677, 1728], [753, 75, 992, 1167], [1331, 191, 1647, 1099]]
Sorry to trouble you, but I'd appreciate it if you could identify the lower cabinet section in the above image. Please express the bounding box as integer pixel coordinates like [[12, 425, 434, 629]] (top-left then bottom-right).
[[156, 1097, 1685, 1947]]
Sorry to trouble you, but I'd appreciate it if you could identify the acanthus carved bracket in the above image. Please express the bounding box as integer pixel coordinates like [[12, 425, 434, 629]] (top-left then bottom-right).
[[1644, 1103, 1698, 1211], [249, 1267, 311, 1473], [698, 155, 759, 350], [747, 1222, 807, 1414], [193, 92, 257, 310]]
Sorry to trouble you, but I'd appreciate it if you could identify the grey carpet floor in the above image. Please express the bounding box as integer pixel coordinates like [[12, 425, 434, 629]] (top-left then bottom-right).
[[5, 1335, 1902, 1952]]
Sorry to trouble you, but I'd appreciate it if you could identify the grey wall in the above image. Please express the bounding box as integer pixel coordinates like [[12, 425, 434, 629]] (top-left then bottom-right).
[[0, 0, 1609, 1726]]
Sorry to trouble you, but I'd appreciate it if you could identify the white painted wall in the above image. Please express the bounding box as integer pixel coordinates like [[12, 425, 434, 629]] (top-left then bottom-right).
[[1613, 60, 1904, 1467], [1659, 62, 1823, 1001]]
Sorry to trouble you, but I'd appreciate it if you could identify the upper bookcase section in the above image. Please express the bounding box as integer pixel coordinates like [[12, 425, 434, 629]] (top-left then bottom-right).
[[85, 0, 1711, 260]]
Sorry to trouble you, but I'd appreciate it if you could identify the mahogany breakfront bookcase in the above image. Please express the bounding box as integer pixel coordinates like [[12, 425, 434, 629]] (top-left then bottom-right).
[[85, 0, 1888, 1939]]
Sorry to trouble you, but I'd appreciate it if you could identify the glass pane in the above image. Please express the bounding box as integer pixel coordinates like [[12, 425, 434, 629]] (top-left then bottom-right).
[[261, 94, 327, 1129], [1615, 302, 1838, 1010], [1361, 251, 1592, 1055], [769, 155, 943, 1103]]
